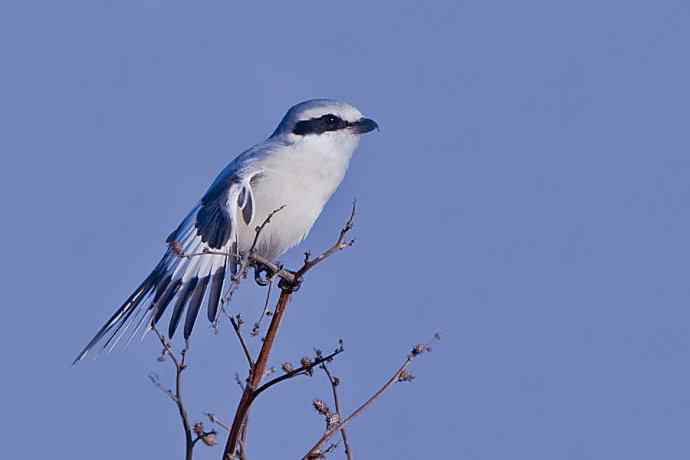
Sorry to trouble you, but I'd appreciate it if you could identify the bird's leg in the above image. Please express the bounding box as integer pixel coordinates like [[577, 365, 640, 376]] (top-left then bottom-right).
[[250, 256, 301, 291]]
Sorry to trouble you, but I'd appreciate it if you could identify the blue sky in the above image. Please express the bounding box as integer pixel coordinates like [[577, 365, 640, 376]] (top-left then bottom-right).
[[2, 1, 690, 458]]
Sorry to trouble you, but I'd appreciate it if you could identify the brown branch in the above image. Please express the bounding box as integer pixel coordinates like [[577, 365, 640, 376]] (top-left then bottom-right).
[[221, 207, 357, 459], [150, 325, 195, 460], [303, 335, 439, 459], [253, 347, 344, 398], [238, 419, 249, 460], [222, 288, 293, 459], [321, 364, 353, 460]]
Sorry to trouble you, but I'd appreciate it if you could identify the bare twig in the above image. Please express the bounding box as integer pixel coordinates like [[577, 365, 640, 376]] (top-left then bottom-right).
[[250, 205, 286, 253], [192, 422, 218, 447], [222, 208, 357, 459], [150, 325, 195, 460], [321, 364, 353, 460], [221, 205, 287, 308], [206, 413, 231, 432], [295, 200, 356, 280], [251, 277, 274, 337], [170, 205, 294, 289], [229, 314, 254, 367], [223, 288, 293, 459], [253, 346, 344, 398], [303, 335, 440, 459]]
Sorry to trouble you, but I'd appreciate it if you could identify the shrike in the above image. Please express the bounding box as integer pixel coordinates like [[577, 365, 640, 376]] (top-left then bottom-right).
[[74, 99, 378, 363]]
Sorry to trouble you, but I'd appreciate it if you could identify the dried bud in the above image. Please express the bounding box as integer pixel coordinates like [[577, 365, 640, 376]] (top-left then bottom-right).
[[200, 432, 217, 446], [281, 362, 294, 373], [411, 343, 431, 357], [326, 413, 340, 430], [234, 314, 244, 326], [193, 422, 205, 436], [398, 369, 416, 382], [332, 376, 340, 386], [301, 356, 313, 375], [306, 451, 325, 460], [313, 399, 331, 416]]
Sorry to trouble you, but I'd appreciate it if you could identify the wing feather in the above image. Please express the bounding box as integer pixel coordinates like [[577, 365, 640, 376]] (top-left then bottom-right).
[[73, 167, 263, 363]]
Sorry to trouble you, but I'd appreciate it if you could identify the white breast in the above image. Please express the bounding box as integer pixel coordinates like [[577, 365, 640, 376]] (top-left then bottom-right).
[[234, 135, 359, 260]]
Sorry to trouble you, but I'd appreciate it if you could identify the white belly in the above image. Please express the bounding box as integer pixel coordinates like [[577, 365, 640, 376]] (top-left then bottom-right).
[[232, 135, 357, 261], [234, 168, 338, 260]]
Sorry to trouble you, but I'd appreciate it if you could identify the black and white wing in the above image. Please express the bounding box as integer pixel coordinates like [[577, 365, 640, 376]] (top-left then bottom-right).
[[73, 168, 260, 363]]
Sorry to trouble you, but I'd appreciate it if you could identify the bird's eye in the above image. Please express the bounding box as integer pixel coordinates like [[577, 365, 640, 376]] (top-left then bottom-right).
[[324, 115, 339, 125]]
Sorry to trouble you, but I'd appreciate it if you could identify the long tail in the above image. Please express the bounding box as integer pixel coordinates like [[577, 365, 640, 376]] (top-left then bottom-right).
[[73, 206, 235, 364], [72, 262, 163, 364]]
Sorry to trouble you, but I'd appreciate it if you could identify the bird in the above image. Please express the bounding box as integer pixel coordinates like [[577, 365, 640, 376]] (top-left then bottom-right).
[[73, 99, 378, 364]]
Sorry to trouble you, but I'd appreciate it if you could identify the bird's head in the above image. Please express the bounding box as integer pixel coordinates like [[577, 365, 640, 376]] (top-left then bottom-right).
[[271, 99, 378, 154]]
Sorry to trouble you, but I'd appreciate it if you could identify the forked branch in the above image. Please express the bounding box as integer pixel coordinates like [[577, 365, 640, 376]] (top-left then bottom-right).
[[321, 364, 353, 460], [150, 325, 195, 460], [221, 206, 357, 459], [303, 334, 440, 459]]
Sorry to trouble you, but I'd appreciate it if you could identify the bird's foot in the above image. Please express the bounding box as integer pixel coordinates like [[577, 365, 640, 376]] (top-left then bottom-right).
[[253, 262, 302, 292], [253, 263, 275, 286]]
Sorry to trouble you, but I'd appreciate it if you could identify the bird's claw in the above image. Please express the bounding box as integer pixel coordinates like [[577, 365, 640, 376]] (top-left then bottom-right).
[[253, 264, 273, 286]]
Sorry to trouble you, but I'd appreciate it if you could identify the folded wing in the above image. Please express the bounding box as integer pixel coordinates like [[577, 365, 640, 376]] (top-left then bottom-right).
[[73, 170, 260, 363]]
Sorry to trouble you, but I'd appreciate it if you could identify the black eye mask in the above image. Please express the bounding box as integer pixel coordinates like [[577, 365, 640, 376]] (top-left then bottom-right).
[[292, 113, 349, 135]]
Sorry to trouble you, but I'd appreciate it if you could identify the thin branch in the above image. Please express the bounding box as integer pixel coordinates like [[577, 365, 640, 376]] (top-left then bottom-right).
[[148, 372, 177, 402], [321, 364, 353, 460], [251, 277, 274, 337], [223, 288, 293, 459], [191, 422, 218, 448], [206, 413, 231, 432], [254, 347, 344, 399], [220, 253, 247, 310], [303, 335, 439, 459], [295, 200, 356, 280], [219, 205, 287, 310], [221, 207, 358, 459], [150, 325, 195, 460], [229, 314, 254, 367], [250, 205, 286, 253]]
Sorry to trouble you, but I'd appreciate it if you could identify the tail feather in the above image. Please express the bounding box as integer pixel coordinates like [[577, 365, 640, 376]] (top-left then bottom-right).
[[73, 203, 238, 365], [168, 277, 199, 338], [72, 270, 159, 364], [184, 275, 210, 339], [102, 291, 151, 352], [152, 279, 182, 325], [207, 265, 226, 323]]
